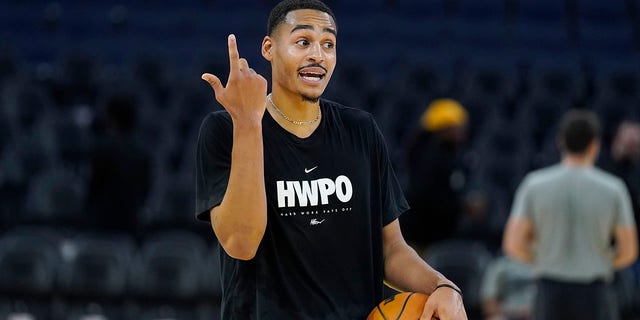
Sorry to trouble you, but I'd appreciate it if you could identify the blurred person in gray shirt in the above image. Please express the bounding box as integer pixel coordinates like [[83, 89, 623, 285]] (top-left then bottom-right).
[[503, 110, 638, 320]]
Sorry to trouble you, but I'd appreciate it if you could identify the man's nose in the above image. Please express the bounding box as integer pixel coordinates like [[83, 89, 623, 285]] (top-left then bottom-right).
[[307, 42, 324, 62]]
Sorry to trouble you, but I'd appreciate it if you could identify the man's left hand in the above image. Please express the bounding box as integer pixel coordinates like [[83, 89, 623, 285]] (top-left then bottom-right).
[[420, 284, 467, 320]]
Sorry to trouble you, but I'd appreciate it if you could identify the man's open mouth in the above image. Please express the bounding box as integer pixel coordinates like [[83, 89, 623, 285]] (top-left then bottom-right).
[[299, 71, 325, 82]]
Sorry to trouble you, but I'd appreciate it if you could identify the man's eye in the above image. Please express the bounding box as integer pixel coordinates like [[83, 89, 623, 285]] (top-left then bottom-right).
[[323, 42, 334, 49], [296, 40, 309, 46]]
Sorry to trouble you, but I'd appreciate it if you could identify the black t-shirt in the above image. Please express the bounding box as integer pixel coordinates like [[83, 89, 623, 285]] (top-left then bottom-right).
[[195, 99, 409, 319]]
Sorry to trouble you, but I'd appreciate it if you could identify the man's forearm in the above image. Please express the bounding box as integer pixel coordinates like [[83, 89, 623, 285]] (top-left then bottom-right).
[[384, 240, 453, 294], [211, 122, 267, 260], [382, 221, 467, 318], [503, 218, 535, 265], [612, 255, 632, 270], [612, 226, 638, 270], [504, 246, 534, 265]]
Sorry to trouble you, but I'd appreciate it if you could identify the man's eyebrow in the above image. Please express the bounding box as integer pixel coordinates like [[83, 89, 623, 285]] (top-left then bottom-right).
[[323, 27, 337, 36], [290, 24, 337, 36]]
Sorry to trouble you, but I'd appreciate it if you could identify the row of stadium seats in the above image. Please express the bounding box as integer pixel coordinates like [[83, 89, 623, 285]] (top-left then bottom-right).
[[1, 0, 637, 24], [1, 50, 639, 237], [0, 227, 220, 320], [2, 0, 640, 66], [1, 228, 637, 319]]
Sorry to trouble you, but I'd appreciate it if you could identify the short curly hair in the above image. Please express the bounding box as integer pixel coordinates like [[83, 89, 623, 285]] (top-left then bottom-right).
[[267, 0, 337, 36]]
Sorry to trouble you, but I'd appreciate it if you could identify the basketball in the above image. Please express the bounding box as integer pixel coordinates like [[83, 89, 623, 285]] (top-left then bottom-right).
[[367, 292, 438, 320]]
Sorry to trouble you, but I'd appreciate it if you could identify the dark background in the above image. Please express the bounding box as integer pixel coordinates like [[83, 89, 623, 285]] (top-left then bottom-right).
[[0, 0, 639, 319]]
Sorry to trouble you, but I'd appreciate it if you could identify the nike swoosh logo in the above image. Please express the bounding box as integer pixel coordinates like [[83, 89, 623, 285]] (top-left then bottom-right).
[[304, 166, 318, 174]]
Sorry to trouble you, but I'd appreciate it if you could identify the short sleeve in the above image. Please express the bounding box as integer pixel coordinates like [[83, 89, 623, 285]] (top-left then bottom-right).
[[614, 180, 636, 227], [370, 115, 410, 226], [195, 111, 233, 222], [510, 175, 532, 220]]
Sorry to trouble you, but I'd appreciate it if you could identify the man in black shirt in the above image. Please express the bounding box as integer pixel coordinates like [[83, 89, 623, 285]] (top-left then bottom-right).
[[196, 0, 467, 319]]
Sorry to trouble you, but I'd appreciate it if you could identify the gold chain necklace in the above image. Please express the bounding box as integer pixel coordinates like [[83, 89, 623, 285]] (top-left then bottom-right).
[[267, 93, 321, 126]]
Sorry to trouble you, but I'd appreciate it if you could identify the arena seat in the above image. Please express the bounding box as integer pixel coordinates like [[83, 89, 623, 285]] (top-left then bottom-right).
[[510, 22, 574, 56], [333, 0, 387, 15], [392, 59, 452, 100], [393, 0, 446, 18], [516, 0, 569, 24], [460, 57, 520, 107], [22, 167, 86, 228], [136, 305, 202, 320], [134, 230, 208, 301], [593, 63, 640, 101], [0, 48, 19, 82], [579, 24, 636, 59], [515, 95, 571, 152], [3, 80, 52, 134], [457, 94, 501, 142], [456, 0, 507, 23], [58, 233, 137, 320], [0, 228, 62, 318], [577, 0, 630, 27], [450, 20, 509, 53], [477, 153, 526, 199], [527, 56, 587, 105], [129, 231, 211, 319], [58, 234, 135, 298]]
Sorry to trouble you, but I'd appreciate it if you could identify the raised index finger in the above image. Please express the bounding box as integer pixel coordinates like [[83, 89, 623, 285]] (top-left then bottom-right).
[[228, 34, 240, 74]]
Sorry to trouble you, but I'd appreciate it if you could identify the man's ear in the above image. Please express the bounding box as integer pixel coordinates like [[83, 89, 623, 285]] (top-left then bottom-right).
[[262, 36, 273, 61], [589, 139, 601, 158]]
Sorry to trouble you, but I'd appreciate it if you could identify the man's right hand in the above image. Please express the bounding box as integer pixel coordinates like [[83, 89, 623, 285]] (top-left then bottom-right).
[[202, 34, 267, 125]]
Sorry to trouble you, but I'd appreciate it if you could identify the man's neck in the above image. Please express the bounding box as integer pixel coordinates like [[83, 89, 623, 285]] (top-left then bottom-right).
[[270, 89, 320, 117], [562, 154, 594, 167], [266, 89, 322, 139]]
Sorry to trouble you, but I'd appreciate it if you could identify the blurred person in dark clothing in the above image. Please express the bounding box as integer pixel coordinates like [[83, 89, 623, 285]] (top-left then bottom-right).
[[87, 93, 151, 234], [400, 98, 469, 250], [605, 121, 640, 279], [606, 121, 640, 229], [456, 188, 504, 250]]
